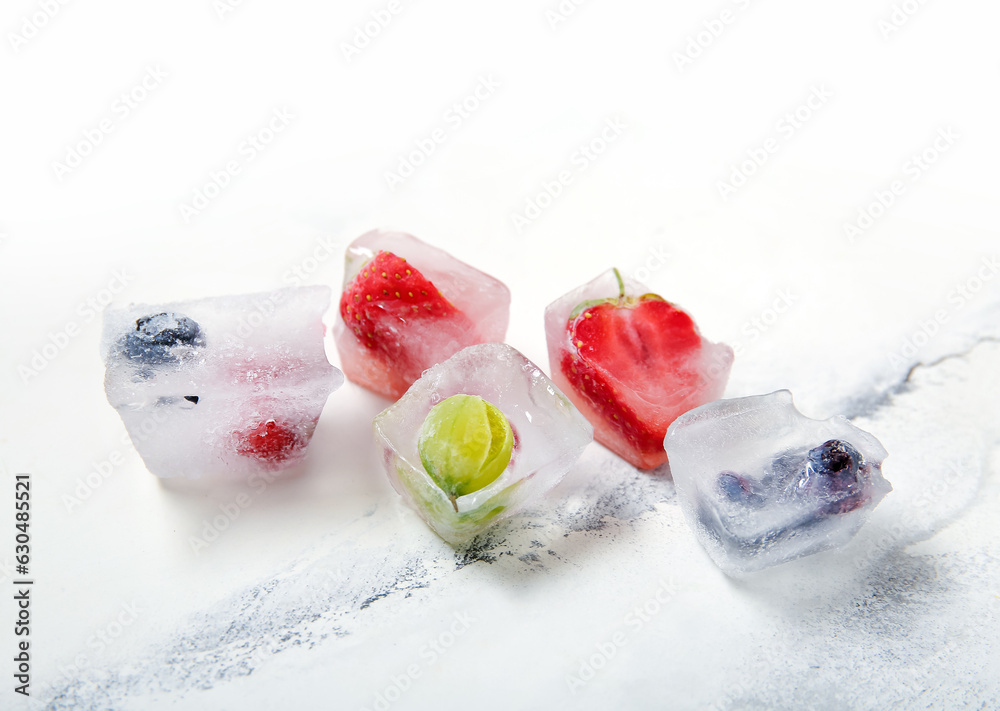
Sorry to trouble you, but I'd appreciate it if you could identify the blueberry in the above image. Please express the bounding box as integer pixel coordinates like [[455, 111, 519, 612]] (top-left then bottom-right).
[[717, 472, 743, 500], [120, 312, 204, 365], [717, 471, 765, 507], [808, 439, 861, 483], [806, 439, 871, 514]]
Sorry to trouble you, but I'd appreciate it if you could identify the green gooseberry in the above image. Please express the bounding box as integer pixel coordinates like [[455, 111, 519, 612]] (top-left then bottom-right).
[[418, 394, 514, 512]]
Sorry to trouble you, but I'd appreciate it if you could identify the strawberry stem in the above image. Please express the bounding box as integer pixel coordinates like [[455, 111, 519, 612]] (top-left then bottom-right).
[[612, 267, 625, 301]]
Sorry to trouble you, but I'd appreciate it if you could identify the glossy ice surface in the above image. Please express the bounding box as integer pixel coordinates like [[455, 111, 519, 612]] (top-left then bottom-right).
[[665, 390, 891, 575], [102, 287, 343, 479], [334, 230, 510, 400], [373, 343, 593, 546]]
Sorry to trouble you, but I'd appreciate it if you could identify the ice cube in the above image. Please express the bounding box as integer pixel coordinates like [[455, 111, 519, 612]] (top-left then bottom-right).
[[373, 342, 593, 546], [102, 286, 343, 479], [664, 390, 891, 575], [335, 230, 510, 400], [544, 268, 733, 469]]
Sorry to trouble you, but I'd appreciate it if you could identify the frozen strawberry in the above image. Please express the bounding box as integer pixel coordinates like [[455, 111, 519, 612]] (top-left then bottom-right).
[[341, 251, 464, 347], [334, 231, 510, 400], [339, 250, 473, 389], [545, 268, 733, 469]]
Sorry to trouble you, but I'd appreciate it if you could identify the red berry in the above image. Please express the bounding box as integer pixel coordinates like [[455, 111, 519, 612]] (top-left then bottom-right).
[[339, 250, 474, 385], [235, 419, 304, 464], [561, 270, 726, 469]]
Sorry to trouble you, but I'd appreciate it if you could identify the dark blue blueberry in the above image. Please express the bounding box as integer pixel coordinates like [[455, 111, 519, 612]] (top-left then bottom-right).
[[717, 471, 765, 507], [717, 472, 744, 500], [808, 439, 861, 483], [120, 312, 204, 365], [807, 439, 869, 513]]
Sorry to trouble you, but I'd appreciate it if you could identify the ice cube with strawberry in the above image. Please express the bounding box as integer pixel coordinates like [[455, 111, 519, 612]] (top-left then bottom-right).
[[544, 268, 733, 469], [335, 230, 510, 400]]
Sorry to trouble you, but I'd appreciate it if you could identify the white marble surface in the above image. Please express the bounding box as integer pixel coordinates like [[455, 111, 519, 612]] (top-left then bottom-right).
[[1, 2, 999, 709]]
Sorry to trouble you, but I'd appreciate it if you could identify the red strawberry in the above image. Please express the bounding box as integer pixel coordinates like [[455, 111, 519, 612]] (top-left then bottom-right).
[[560, 269, 727, 469], [339, 250, 474, 390]]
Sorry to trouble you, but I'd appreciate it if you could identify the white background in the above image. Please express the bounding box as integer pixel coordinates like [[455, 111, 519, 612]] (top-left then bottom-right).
[[1, 1, 999, 709]]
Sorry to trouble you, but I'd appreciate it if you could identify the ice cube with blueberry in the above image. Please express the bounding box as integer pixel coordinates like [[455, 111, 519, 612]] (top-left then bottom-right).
[[102, 287, 343, 479], [373, 342, 593, 546], [664, 390, 891, 575], [545, 267, 733, 470], [335, 230, 510, 400]]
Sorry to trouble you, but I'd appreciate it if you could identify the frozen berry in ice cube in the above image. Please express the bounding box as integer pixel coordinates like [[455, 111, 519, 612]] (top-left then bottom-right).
[[334, 230, 510, 400], [545, 268, 733, 469], [121, 312, 205, 365], [234, 416, 316, 468], [808, 439, 861, 483], [102, 287, 343, 480], [665, 390, 892, 575], [339, 250, 472, 380], [372, 343, 592, 546], [717, 471, 765, 507], [807, 439, 868, 514]]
